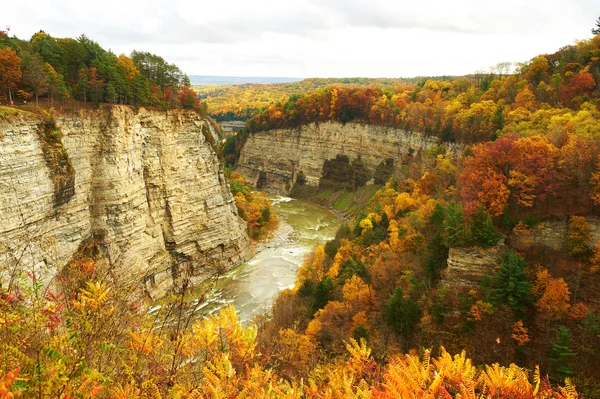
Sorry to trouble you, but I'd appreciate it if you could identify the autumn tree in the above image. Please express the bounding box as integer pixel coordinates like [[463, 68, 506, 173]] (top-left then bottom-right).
[[560, 71, 596, 106], [568, 216, 591, 256], [535, 273, 571, 321], [0, 48, 21, 104]]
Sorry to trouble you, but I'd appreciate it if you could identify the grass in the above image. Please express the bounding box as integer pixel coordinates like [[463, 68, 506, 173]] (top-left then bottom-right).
[[291, 184, 382, 219], [0, 105, 35, 118]]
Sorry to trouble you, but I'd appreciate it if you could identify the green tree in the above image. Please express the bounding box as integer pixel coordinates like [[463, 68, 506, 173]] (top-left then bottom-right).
[[105, 82, 117, 104], [384, 287, 421, 337], [45, 63, 67, 105], [470, 208, 500, 247], [550, 326, 576, 381], [21, 53, 49, 106], [76, 67, 90, 104], [443, 201, 467, 247], [32, 31, 68, 77], [592, 16, 600, 35], [492, 252, 532, 313], [312, 277, 334, 313]]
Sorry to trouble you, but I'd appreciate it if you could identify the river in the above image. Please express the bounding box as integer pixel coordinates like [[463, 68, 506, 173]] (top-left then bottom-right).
[[190, 195, 342, 323]]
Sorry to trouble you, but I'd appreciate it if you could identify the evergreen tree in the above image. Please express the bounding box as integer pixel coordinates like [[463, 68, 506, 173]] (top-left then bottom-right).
[[105, 82, 117, 104], [384, 287, 421, 337], [550, 326, 576, 381], [470, 208, 500, 247], [443, 201, 467, 247], [312, 277, 334, 313], [492, 252, 532, 313], [592, 16, 600, 35]]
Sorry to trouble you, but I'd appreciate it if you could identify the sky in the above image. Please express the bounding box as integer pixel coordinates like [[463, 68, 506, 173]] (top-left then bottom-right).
[[2, 0, 599, 78]]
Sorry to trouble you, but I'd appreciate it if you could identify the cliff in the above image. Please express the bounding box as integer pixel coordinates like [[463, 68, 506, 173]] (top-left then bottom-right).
[[443, 243, 505, 288], [0, 106, 251, 299], [237, 122, 461, 193], [443, 217, 600, 288]]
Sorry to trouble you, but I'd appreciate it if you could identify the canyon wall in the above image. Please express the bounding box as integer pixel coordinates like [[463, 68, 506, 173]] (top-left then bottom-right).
[[443, 217, 600, 288], [0, 106, 251, 299], [237, 122, 461, 193]]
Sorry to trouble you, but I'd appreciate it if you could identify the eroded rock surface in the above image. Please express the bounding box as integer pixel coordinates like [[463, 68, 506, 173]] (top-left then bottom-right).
[[0, 107, 251, 299], [237, 122, 461, 193]]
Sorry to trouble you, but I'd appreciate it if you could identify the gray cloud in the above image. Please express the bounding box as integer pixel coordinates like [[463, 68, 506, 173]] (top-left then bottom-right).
[[1, 0, 599, 77]]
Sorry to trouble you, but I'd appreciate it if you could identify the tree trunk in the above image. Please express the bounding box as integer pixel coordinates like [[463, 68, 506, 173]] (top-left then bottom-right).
[[8, 88, 13, 105], [35, 92, 39, 107]]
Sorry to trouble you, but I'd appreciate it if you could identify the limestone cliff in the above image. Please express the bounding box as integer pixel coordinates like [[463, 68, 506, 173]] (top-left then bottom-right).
[[443, 243, 506, 288], [443, 217, 600, 288], [0, 106, 251, 299], [237, 122, 461, 193]]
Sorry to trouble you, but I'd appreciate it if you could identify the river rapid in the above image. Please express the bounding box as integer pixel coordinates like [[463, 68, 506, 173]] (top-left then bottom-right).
[[190, 195, 342, 323]]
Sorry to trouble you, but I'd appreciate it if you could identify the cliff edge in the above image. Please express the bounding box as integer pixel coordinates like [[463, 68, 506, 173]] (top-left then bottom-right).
[[0, 106, 251, 299]]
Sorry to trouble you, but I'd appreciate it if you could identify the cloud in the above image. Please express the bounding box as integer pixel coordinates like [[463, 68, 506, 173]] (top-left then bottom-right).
[[1, 0, 598, 77]]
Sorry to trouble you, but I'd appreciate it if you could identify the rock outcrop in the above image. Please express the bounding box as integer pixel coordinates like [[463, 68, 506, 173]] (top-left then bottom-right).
[[527, 217, 600, 251], [237, 122, 461, 193], [443, 242, 505, 289], [0, 106, 251, 299]]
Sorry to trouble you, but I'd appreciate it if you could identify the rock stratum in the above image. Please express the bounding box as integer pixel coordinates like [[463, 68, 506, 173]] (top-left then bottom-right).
[[237, 122, 461, 193], [0, 107, 251, 299]]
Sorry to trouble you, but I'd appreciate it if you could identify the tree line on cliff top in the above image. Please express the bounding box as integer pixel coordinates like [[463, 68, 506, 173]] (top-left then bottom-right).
[[0, 28, 202, 110], [224, 34, 600, 166]]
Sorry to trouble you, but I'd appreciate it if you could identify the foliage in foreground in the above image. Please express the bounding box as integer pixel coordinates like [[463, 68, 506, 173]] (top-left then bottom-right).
[[0, 264, 580, 398]]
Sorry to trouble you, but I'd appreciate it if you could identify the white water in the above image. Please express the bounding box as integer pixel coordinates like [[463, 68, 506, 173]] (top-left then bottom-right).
[[195, 195, 342, 323]]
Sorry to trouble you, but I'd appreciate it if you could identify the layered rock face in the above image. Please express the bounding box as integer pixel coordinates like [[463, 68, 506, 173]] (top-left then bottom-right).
[[443, 243, 505, 288], [527, 217, 600, 250], [237, 122, 461, 193], [0, 107, 250, 299], [443, 217, 600, 288]]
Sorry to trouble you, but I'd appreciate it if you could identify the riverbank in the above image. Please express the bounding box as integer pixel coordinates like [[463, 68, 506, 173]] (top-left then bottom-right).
[[289, 183, 383, 220], [188, 195, 342, 324]]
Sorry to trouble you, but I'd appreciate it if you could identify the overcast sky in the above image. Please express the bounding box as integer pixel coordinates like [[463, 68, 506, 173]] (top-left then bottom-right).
[[2, 0, 599, 78]]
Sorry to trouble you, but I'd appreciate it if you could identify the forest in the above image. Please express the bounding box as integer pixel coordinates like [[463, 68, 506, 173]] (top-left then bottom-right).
[[227, 33, 600, 397], [1, 26, 600, 398], [196, 77, 418, 122], [0, 28, 202, 110]]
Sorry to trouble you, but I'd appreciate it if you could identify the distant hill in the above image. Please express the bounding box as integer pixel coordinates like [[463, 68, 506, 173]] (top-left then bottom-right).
[[189, 75, 302, 85]]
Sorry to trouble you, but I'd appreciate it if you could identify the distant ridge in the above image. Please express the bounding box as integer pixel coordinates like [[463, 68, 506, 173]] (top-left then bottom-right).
[[189, 75, 303, 85]]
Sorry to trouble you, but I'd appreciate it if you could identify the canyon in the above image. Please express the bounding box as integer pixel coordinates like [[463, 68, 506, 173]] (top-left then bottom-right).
[[0, 107, 251, 300], [237, 122, 461, 193]]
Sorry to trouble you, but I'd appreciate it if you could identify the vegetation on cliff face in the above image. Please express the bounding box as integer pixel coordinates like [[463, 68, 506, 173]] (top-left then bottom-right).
[[37, 115, 75, 207], [0, 28, 203, 111], [227, 170, 279, 241]]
